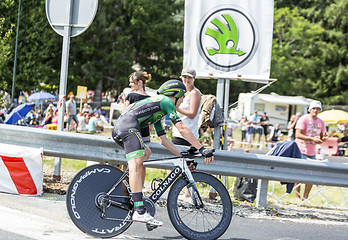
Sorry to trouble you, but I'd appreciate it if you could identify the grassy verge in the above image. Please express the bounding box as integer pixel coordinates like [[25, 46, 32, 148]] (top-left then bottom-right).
[[44, 157, 87, 171]]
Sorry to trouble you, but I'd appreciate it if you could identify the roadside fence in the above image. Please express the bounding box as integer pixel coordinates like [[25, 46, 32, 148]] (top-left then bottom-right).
[[1, 124, 348, 209]]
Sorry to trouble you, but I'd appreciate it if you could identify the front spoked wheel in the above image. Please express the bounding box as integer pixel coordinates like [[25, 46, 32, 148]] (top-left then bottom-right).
[[167, 172, 232, 240], [66, 164, 133, 238]]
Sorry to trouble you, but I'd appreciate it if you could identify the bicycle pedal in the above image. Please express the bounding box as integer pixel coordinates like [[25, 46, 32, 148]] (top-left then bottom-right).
[[146, 223, 158, 231]]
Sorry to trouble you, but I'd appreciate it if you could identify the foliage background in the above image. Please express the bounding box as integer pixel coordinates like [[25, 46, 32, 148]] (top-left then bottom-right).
[[0, 0, 347, 105]]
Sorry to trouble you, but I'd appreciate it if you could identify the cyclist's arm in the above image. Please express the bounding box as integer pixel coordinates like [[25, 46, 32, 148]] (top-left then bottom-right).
[[174, 121, 203, 150], [158, 135, 182, 156]]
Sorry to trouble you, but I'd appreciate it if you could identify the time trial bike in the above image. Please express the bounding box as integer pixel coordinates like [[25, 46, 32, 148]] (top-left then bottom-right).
[[66, 151, 233, 240]]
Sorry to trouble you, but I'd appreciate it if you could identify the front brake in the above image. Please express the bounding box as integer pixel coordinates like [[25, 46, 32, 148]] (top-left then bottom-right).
[[186, 160, 197, 171]]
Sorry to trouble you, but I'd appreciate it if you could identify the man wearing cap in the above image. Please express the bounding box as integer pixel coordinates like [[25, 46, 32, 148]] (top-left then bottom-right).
[[294, 100, 329, 200]]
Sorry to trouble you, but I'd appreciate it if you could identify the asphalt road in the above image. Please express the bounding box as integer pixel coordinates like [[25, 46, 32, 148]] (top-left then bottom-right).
[[1, 192, 348, 240]]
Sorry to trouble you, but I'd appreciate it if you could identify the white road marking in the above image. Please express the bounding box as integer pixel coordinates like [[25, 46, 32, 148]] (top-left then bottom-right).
[[0, 205, 138, 240]]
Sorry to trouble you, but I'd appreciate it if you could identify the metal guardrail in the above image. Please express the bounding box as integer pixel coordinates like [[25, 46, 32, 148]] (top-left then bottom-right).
[[1, 124, 348, 208]]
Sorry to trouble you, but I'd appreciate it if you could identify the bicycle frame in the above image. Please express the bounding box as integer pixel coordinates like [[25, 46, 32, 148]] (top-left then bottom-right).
[[147, 156, 204, 208], [103, 155, 204, 210]]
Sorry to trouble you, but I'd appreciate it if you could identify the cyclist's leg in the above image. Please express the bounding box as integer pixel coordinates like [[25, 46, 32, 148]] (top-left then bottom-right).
[[142, 145, 151, 187], [128, 152, 162, 226], [113, 116, 162, 225], [128, 156, 145, 193]]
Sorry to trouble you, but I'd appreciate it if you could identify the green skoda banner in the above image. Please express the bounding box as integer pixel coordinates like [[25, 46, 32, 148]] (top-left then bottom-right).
[[183, 0, 274, 81]]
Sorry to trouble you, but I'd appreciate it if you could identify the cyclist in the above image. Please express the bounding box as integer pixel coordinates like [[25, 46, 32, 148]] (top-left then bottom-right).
[[112, 79, 214, 226]]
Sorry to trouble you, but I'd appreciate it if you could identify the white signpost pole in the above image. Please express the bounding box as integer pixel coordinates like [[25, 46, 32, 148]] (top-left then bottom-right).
[[53, 0, 73, 180], [46, 0, 98, 179]]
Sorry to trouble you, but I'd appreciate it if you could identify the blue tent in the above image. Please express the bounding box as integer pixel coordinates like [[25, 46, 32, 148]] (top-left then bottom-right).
[[27, 92, 56, 101], [4, 103, 34, 125]]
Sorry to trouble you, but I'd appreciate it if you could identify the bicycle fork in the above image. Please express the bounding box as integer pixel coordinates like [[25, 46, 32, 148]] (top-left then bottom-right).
[[183, 169, 205, 209]]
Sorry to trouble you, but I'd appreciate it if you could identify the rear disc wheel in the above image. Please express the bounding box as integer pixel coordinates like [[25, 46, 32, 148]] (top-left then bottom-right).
[[66, 164, 132, 238]]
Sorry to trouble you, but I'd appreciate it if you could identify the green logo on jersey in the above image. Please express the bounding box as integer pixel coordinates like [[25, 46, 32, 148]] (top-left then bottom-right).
[[154, 112, 165, 122]]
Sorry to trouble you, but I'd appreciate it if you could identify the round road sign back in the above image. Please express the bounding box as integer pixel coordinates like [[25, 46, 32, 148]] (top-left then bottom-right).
[[46, 0, 98, 37]]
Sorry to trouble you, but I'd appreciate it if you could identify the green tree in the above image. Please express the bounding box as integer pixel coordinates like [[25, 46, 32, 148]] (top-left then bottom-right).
[[0, 18, 13, 91], [270, 8, 326, 96], [69, 0, 184, 101], [271, 0, 348, 104], [0, 0, 62, 96], [1, 0, 185, 100]]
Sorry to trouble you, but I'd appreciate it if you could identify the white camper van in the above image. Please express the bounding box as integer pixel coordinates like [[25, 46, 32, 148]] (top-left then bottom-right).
[[232, 92, 312, 128]]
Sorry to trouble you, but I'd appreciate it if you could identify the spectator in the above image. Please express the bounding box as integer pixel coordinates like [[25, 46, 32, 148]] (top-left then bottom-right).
[[171, 68, 203, 198], [287, 112, 301, 141], [78, 112, 88, 131], [42, 106, 54, 125], [201, 127, 212, 146], [52, 109, 58, 124], [239, 116, 249, 147], [294, 100, 329, 200], [248, 111, 260, 143], [267, 124, 283, 149], [37, 109, 44, 124], [172, 68, 202, 148], [82, 103, 91, 115], [66, 95, 79, 132], [45, 103, 54, 114], [227, 119, 235, 151], [110, 89, 118, 102], [44, 109, 58, 130], [28, 109, 40, 125], [260, 112, 270, 143], [315, 145, 325, 161], [117, 92, 126, 105], [93, 105, 102, 115], [123, 71, 151, 142], [88, 113, 104, 133], [0, 104, 6, 123], [331, 130, 339, 137], [338, 130, 348, 156]]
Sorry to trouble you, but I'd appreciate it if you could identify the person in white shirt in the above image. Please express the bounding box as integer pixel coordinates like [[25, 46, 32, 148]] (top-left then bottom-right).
[[172, 68, 201, 147]]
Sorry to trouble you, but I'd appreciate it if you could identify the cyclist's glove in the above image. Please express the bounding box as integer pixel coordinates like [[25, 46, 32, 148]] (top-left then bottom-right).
[[199, 147, 214, 158]]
